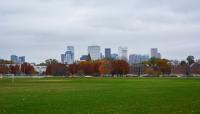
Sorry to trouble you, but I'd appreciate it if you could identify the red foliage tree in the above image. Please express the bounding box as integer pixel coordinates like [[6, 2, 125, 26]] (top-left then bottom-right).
[[10, 65, 21, 75], [191, 63, 200, 75], [21, 63, 35, 75], [79, 61, 94, 75], [69, 63, 80, 75], [111, 60, 130, 76], [46, 64, 69, 76], [0, 65, 10, 74]]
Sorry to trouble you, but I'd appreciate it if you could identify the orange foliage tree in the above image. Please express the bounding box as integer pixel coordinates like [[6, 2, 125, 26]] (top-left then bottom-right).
[[79, 61, 94, 75], [99, 60, 112, 76], [144, 58, 172, 76]]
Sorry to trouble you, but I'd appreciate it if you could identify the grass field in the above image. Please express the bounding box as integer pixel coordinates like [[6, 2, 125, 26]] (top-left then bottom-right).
[[0, 77, 200, 114]]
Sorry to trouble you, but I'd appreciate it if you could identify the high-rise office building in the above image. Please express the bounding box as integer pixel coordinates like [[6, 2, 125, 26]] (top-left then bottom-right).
[[67, 46, 74, 54], [11, 55, 25, 64], [118, 47, 128, 61], [129, 54, 149, 64], [151, 48, 161, 59], [88, 46, 101, 60], [105, 48, 111, 59], [61, 46, 75, 64], [18, 56, 25, 64], [11, 55, 18, 63], [67, 46, 75, 64], [151, 48, 158, 58], [61, 54, 66, 64], [157, 53, 161, 59], [65, 51, 74, 64]]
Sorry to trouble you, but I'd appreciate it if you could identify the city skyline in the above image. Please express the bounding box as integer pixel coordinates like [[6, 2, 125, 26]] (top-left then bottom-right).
[[1, 0, 200, 63], [1, 45, 200, 64]]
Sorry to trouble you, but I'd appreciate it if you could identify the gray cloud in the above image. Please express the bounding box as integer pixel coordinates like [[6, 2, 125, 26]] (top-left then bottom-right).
[[0, 0, 200, 63]]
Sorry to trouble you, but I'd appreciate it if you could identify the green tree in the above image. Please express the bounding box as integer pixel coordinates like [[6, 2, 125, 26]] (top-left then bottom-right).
[[45, 59, 59, 65], [187, 56, 195, 65]]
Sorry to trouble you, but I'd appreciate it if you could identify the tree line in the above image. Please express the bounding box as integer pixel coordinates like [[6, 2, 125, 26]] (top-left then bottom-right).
[[46, 60, 130, 76], [0, 62, 35, 75], [0, 55, 200, 76]]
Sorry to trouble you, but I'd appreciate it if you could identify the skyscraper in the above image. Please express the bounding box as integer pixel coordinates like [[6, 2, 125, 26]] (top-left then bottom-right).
[[157, 53, 161, 59], [151, 48, 158, 58], [61, 46, 75, 64], [67, 46, 75, 63], [18, 56, 25, 64], [118, 47, 128, 61], [65, 51, 74, 64], [88, 46, 101, 60], [67, 46, 74, 54], [129, 54, 149, 64], [61, 54, 66, 64], [11, 55, 25, 64], [151, 48, 161, 59], [11, 55, 18, 63], [105, 48, 111, 59]]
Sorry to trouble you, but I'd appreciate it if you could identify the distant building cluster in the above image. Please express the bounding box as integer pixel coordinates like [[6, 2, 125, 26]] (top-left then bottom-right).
[[60, 46, 162, 65], [151, 48, 161, 59], [129, 54, 150, 64], [10, 55, 25, 64], [61, 46, 75, 64]]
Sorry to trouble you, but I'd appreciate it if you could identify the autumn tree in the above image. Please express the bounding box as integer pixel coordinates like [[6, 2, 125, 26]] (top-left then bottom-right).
[[69, 63, 80, 75], [79, 61, 93, 75], [191, 63, 200, 75], [46, 64, 69, 76], [157, 59, 171, 75], [99, 60, 112, 76], [92, 60, 101, 76], [21, 63, 35, 75], [0, 65, 10, 74], [144, 58, 172, 76], [10, 65, 21, 75], [111, 60, 130, 76]]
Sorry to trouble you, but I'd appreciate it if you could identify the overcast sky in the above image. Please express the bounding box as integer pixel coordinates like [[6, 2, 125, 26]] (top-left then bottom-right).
[[0, 0, 200, 63]]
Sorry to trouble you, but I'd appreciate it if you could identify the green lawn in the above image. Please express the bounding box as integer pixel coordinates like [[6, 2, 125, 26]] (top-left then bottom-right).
[[0, 77, 200, 114]]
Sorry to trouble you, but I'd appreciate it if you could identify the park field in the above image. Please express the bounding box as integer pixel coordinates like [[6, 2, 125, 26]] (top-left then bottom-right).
[[0, 77, 200, 114]]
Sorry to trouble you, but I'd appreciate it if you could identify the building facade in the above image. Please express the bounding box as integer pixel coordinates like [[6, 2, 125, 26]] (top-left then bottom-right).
[[11, 55, 18, 63], [61, 46, 75, 64], [11, 55, 25, 64], [18, 56, 25, 64], [129, 54, 149, 64], [88, 46, 101, 60], [105, 48, 111, 59], [151, 48, 161, 59], [65, 51, 74, 64], [118, 47, 128, 61]]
